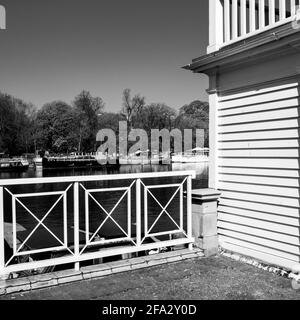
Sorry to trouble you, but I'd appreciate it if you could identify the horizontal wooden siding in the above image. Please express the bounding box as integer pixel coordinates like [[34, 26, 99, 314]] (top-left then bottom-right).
[[218, 81, 300, 268]]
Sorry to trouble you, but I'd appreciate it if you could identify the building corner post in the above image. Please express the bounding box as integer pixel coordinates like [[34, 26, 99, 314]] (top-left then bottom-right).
[[208, 72, 219, 190], [191, 189, 221, 257]]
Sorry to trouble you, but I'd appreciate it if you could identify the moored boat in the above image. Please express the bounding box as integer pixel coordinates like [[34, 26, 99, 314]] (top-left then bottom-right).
[[171, 148, 209, 163], [42, 153, 120, 170], [33, 155, 43, 168], [0, 154, 29, 172]]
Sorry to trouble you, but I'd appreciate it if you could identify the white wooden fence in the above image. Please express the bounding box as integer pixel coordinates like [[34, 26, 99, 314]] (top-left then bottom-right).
[[209, 0, 300, 52], [0, 171, 195, 276]]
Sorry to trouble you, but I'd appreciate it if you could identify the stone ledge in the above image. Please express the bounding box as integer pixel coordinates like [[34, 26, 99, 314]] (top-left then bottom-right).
[[0, 248, 204, 296], [0, 280, 7, 291], [107, 260, 132, 269], [196, 251, 205, 257], [54, 269, 83, 284], [31, 278, 58, 290], [5, 277, 32, 294], [166, 255, 183, 263], [147, 258, 168, 266], [81, 264, 111, 273], [57, 274, 83, 284], [82, 270, 111, 280], [127, 257, 146, 265], [191, 188, 221, 201], [130, 262, 148, 270], [111, 265, 132, 273], [180, 252, 200, 260]]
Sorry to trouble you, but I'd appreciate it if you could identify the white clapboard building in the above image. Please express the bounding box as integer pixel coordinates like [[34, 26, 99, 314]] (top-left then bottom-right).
[[185, 0, 300, 270]]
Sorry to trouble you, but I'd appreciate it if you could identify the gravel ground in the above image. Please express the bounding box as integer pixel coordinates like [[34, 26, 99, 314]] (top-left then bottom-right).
[[1, 255, 300, 300]]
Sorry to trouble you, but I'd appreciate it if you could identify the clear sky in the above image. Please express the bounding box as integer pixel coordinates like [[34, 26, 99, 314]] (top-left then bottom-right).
[[0, 0, 209, 112]]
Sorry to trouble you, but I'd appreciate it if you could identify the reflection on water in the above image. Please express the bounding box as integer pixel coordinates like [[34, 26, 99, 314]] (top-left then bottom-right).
[[0, 163, 209, 188], [171, 163, 208, 189]]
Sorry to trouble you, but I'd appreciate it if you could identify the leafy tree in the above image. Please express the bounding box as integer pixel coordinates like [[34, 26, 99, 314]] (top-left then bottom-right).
[[130, 103, 177, 152], [179, 100, 209, 121], [176, 100, 209, 147], [0, 94, 16, 154], [136, 103, 177, 133], [35, 101, 76, 153], [0, 93, 36, 155], [97, 112, 124, 133], [0, 88, 209, 156], [14, 99, 37, 154]]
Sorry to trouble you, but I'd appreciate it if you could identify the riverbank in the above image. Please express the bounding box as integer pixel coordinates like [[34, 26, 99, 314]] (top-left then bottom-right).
[[1, 254, 299, 300]]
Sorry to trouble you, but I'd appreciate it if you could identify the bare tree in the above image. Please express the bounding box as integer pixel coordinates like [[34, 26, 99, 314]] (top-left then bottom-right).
[[121, 88, 145, 129], [73, 90, 105, 152]]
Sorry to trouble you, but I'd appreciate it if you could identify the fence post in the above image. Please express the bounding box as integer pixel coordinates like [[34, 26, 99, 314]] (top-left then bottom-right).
[[136, 179, 141, 247], [74, 182, 80, 271], [187, 176, 193, 250], [191, 189, 221, 256], [0, 186, 5, 278]]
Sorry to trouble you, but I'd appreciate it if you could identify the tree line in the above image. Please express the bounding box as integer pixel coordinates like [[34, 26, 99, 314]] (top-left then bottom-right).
[[0, 89, 209, 156]]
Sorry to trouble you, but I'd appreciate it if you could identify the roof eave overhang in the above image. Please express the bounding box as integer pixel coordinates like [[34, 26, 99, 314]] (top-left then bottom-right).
[[183, 22, 300, 75]]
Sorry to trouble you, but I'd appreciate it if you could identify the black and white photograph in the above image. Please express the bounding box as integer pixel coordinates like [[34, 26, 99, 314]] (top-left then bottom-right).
[[0, 0, 300, 306]]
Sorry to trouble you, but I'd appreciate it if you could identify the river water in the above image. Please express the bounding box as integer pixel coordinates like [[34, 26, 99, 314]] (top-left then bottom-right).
[[0, 162, 208, 188], [1, 163, 208, 248]]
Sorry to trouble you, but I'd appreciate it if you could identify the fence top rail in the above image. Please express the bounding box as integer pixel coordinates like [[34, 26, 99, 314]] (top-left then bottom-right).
[[0, 170, 196, 186]]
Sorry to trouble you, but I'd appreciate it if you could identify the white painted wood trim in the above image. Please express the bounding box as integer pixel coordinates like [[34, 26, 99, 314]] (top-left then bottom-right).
[[232, 0, 238, 39], [219, 236, 299, 261], [269, 0, 276, 25], [249, 0, 256, 32], [220, 158, 299, 169], [224, 0, 231, 43], [291, 0, 296, 16], [219, 200, 300, 218], [218, 205, 299, 227], [259, 0, 266, 29], [0, 171, 196, 186], [219, 129, 300, 141], [218, 212, 299, 235], [218, 166, 300, 178], [220, 230, 300, 254], [279, 0, 286, 20], [219, 242, 300, 270], [218, 77, 300, 101], [218, 221, 299, 245], [240, 0, 247, 36], [219, 87, 300, 109], [220, 190, 300, 208], [207, 0, 224, 53], [218, 173, 300, 188], [0, 187, 4, 272], [209, 81, 220, 190]]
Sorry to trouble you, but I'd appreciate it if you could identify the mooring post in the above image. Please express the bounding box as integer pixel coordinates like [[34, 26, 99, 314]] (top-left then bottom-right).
[[191, 188, 221, 256]]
